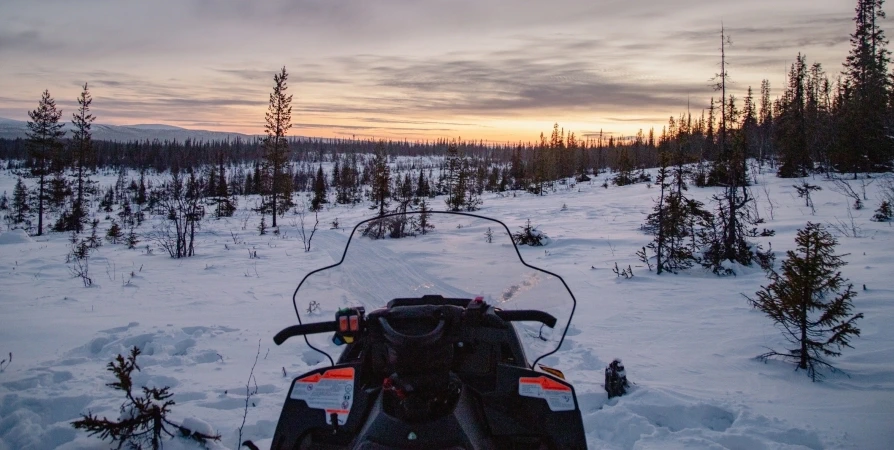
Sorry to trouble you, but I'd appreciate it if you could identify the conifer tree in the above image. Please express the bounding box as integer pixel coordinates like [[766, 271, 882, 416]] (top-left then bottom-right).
[[363, 142, 393, 239], [311, 165, 327, 211], [370, 142, 390, 217], [748, 222, 862, 381], [260, 67, 294, 227], [11, 178, 31, 227], [758, 79, 774, 166], [444, 143, 468, 210], [836, 0, 892, 174], [209, 152, 236, 218], [27, 90, 66, 235], [646, 152, 671, 273], [68, 83, 95, 232], [416, 199, 434, 235], [612, 147, 635, 186], [415, 170, 430, 200], [776, 55, 811, 178], [106, 220, 123, 244], [509, 145, 526, 189]]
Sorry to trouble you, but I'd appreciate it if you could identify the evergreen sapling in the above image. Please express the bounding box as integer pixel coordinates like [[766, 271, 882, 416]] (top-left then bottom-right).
[[747, 222, 863, 381]]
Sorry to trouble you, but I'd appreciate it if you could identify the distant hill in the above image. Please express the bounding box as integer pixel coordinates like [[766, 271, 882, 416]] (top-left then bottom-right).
[[0, 117, 259, 143]]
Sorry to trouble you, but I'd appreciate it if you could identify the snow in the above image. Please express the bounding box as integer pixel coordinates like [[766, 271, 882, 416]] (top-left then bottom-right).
[[1, 166, 893, 449], [0, 229, 33, 245]]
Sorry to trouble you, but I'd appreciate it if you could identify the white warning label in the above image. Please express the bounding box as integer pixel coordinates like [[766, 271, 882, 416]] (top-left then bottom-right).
[[518, 376, 575, 411], [290, 367, 355, 424]]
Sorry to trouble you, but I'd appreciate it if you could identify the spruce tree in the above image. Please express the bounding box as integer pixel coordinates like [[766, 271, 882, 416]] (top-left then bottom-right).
[[444, 143, 467, 210], [12, 178, 31, 227], [646, 152, 671, 273], [260, 67, 294, 227], [369, 142, 390, 217], [837, 0, 893, 173], [311, 165, 327, 211], [748, 222, 862, 381], [69, 83, 95, 232], [27, 90, 66, 236], [871, 200, 892, 221], [363, 142, 392, 239], [776, 55, 811, 178]]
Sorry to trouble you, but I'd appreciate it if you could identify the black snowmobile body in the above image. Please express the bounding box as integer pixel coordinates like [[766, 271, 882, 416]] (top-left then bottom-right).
[[265, 212, 588, 450]]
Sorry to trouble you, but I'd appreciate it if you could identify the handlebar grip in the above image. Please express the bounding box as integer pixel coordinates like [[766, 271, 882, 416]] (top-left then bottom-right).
[[495, 310, 557, 328], [273, 321, 338, 345]]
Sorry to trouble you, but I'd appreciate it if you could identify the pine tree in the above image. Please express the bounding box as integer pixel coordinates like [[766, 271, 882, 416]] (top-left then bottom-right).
[[776, 55, 811, 178], [444, 143, 467, 210], [210, 153, 236, 218], [27, 89, 66, 236], [509, 145, 525, 189], [126, 227, 140, 249], [68, 83, 95, 232], [311, 165, 327, 212], [416, 199, 434, 235], [758, 79, 774, 166], [645, 141, 706, 273], [415, 170, 430, 200], [837, 0, 893, 173], [260, 67, 294, 227], [748, 222, 862, 381], [11, 178, 31, 227], [106, 220, 123, 244], [612, 147, 635, 186], [369, 142, 390, 217], [871, 200, 892, 221], [362, 142, 392, 239], [646, 152, 671, 273]]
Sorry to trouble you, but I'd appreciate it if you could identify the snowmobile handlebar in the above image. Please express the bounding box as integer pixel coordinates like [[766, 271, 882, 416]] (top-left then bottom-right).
[[273, 308, 556, 346], [274, 321, 339, 345], [495, 309, 557, 328]]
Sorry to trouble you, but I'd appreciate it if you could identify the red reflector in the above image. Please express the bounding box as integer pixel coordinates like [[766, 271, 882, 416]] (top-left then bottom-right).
[[349, 315, 359, 331], [339, 316, 348, 332]]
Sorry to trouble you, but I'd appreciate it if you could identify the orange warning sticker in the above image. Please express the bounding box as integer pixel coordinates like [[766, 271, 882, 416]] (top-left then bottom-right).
[[518, 376, 575, 411], [290, 367, 355, 424]]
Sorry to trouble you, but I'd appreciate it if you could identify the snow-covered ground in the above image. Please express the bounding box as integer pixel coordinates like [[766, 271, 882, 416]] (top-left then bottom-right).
[[1, 165, 893, 449]]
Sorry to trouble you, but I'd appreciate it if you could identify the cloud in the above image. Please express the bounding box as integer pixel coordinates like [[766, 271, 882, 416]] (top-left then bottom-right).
[[0, 0, 860, 138], [306, 48, 704, 118]]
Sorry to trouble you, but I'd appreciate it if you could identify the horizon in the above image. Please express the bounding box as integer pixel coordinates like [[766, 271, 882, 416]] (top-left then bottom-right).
[[0, 0, 862, 141]]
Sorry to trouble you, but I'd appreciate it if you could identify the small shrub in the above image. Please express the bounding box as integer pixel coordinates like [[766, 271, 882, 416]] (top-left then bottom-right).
[[512, 219, 547, 246], [872, 201, 892, 222], [106, 221, 123, 244], [72, 347, 220, 449], [126, 227, 140, 249]]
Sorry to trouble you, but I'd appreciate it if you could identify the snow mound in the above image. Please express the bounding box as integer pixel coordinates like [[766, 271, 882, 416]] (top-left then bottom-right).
[[0, 229, 32, 245]]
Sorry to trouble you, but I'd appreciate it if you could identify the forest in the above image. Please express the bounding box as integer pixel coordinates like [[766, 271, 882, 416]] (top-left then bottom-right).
[[1, 0, 892, 253]]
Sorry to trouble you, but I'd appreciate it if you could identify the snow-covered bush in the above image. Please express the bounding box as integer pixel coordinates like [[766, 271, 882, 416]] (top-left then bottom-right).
[[512, 219, 548, 246]]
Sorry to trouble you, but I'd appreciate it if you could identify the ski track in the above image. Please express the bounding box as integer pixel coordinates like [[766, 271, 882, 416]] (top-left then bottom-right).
[[1, 168, 893, 449]]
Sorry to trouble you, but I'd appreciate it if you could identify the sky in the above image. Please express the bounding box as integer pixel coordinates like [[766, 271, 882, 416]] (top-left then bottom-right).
[[0, 0, 863, 142]]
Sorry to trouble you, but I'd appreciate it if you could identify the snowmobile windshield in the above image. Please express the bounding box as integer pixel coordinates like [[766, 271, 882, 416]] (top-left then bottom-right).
[[291, 211, 575, 367]]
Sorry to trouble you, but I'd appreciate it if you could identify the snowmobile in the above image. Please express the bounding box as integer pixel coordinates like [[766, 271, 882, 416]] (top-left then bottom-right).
[[261, 212, 587, 449]]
